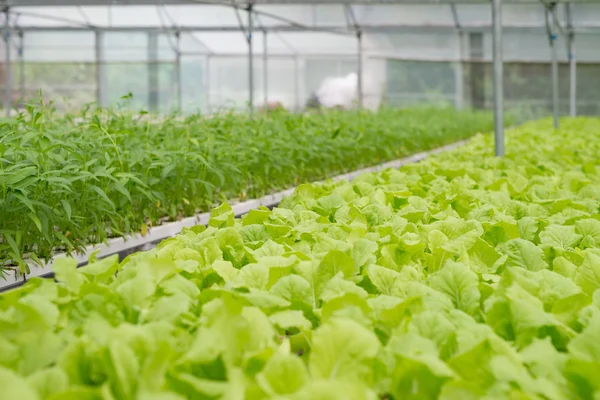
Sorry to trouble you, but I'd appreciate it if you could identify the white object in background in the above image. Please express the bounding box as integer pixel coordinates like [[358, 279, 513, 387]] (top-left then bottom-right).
[[314, 72, 379, 110], [316, 72, 358, 109]]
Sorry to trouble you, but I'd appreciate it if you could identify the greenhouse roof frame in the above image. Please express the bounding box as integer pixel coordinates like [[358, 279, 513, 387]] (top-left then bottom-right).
[[1, 0, 599, 5]]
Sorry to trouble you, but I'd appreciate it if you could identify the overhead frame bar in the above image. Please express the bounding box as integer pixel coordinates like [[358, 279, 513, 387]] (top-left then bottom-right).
[[6, 23, 600, 34], [1, 0, 595, 5]]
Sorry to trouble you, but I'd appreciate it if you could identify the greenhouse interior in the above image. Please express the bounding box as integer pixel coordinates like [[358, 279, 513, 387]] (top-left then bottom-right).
[[2, 0, 600, 399]]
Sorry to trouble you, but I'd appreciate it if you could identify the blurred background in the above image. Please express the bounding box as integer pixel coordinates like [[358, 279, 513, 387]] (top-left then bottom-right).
[[0, 1, 599, 122]]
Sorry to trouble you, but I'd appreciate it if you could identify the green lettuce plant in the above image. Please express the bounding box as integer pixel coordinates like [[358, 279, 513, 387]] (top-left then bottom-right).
[[6, 116, 600, 399]]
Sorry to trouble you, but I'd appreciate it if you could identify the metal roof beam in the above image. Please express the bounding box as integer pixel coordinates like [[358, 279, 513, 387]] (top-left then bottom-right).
[[3, 0, 597, 6], [10, 23, 600, 33]]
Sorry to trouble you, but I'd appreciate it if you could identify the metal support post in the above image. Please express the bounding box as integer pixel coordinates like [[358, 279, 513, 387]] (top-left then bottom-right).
[[294, 55, 300, 112], [3, 7, 11, 117], [205, 55, 211, 114], [94, 30, 106, 107], [263, 30, 267, 107], [566, 3, 576, 117], [357, 30, 363, 109], [492, 0, 504, 157], [450, 3, 464, 109], [148, 32, 159, 112], [175, 31, 182, 112], [548, 2, 559, 129], [247, 4, 254, 114], [454, 31, 465, 109], [18, 30, 23, 101]]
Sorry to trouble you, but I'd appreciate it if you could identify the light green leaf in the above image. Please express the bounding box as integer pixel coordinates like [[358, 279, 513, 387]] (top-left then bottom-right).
[[352, 239, 378, 269], [317, 249, 357, 282], [268, 310, 312, 331], [270, 274, 314, 306], [27, 367, 69, 399], [80, 254, 119, 282], [254, 239, 286, 259], [502, 239, 548, 271], [211, 260, 239, 281], [309, 318, 380, 382], [366, 265, 402, 296], [429, 261, 481, 316], [0, 366, 41, 400], [540, 224, 582, 250], [575, 251, 600, 296], [293, 380, 378, 400], [209, 202, 234, 228], [239, 224, 269, 243], [104, 341, 139, 399], [53, 257, 87, 292], [518, 217, 539, 241], [236, 264, 269, 290], [575, 219, 600, 243], [257, 353, 308, 395], [321, 274, 368, 302]]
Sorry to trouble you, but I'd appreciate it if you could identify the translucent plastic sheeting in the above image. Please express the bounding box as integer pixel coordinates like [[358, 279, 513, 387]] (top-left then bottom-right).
[[13, 5, 243, 28], [10, 4, 600, 30], [185, 31, 358, 56], [22, 31, 95, 62], [254, 4, 348, 28], [11, 4, 355, 29], [365, 32, 460, 61], [385, 59, 458, 107], [352, 4, 455, 26], [180, 55, 206, 113], [206, 54, 364, 111]]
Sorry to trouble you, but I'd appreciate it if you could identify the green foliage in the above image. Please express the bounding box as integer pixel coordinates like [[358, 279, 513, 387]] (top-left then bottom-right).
[[16, 115, 600, 399], [0, 102, 494, 272]]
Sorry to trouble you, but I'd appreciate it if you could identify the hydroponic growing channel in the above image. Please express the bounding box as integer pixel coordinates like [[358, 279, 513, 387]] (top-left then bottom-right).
[[2, 116, 600, 399]]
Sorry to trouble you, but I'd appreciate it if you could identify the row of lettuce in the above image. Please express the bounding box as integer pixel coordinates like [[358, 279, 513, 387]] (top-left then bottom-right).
[[6, 117, 600, 399], [0, 105, 495, 273]]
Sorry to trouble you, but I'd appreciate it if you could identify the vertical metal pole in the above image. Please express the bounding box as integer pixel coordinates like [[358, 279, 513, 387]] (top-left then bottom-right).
[[294, 56, 300, 112], [247, 4, 254, 114], [454, 31, 465, 110], [492, 0, 504, 156], [451, 3, 463, 109], [357, 30, 363, 109], [263, 30, 267, 107], [94, 30, 106, 107], [566, 3, 576, 117], [548, 3, 559, 129], [148, 32, 159, 112], [175, 32, 182, 112], [205, 55, 211, 114], [18, 30, 23, 101], [3, 7, 11, 117]]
